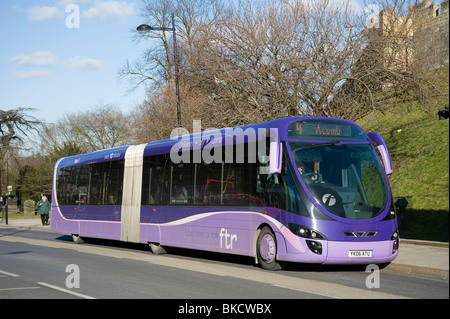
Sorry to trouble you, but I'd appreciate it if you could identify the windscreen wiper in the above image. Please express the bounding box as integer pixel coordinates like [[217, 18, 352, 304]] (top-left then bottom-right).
[[293, 141, 341, 152]]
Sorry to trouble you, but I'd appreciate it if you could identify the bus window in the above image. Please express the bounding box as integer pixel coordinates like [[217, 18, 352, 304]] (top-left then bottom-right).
[[256, 171, 286, 209], [290, 141, 387, 219], [142, 154, 170, 205], [56, 160, 124, 206], [89, 164, 102, 205], [103, 161, 123, 205], [171, 163, 194, 204], [196, 162, 223, 205], [73, 165, 89, 205]]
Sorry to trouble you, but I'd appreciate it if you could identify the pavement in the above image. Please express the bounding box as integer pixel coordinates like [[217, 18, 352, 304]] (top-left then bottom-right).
[[1, 218, 448, 281]]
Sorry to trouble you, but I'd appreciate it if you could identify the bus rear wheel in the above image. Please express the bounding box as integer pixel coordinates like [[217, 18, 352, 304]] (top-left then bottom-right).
[[256, 227, 284, 271]]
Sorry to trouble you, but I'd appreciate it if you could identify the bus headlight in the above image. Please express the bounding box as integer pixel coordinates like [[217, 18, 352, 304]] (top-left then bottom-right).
[[288, 223, 327, 240], [390, 228, 399, 240], [391, 229, 399, 253], [306, 240, 323, 255]]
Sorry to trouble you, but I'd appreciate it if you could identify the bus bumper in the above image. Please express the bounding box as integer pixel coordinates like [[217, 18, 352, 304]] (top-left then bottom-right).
[[278, 234, 399, 265], [324, 240, 399, 264]]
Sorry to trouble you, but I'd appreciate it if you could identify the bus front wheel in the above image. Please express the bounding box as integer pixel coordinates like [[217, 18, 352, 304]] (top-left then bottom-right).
[[256, 227, 284, 271]]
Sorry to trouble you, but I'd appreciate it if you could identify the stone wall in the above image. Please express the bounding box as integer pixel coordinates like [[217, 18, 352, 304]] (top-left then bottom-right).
[[411, 0, 449, 69], [376, 0, 449, 71]]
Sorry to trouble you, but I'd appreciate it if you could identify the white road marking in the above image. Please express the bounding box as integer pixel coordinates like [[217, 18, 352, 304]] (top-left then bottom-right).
[[0, 287, 41, 291], [1, 235, 410, 299], [38, 282, 96, 299], [0, 269, 20, 277]]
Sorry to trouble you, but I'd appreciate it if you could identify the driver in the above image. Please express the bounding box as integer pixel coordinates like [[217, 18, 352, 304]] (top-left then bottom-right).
[[298, 166, 324, 183]]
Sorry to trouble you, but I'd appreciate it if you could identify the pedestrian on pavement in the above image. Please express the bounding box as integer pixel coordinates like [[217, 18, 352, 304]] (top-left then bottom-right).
[[36, 196, 51, 225]]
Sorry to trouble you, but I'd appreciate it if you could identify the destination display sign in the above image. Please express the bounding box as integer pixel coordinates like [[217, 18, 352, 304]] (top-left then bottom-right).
[[287, 120, 367, 141]]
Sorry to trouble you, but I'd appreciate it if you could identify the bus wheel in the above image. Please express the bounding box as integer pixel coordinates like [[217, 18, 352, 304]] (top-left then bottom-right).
[[256, 227, 284, 271], [72, 234, 85, 244], [149, 243, 168, 255]]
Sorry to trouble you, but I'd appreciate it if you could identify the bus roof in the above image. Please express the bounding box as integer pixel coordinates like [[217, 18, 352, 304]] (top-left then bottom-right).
[[56, 117, 365, 168]]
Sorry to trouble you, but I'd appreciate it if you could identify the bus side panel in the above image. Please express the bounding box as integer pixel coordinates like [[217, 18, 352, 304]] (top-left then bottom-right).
[[140, 223, 161, 244], [139, 206, 165, 244], [50, 204, 80, 236], [145, 210, 285, 258], [51, 204, 122, 241], [79, 220, 121, 241]]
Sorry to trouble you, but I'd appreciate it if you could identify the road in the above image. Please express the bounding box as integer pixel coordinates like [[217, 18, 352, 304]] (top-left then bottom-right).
[[0, 228, 448, 303]]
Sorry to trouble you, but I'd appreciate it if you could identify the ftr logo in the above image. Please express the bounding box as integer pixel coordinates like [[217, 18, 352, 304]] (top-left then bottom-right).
[[219, 228, 238, 249]]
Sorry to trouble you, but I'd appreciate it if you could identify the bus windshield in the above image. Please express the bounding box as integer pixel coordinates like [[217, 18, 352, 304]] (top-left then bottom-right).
[[290, 141, 388, 220]]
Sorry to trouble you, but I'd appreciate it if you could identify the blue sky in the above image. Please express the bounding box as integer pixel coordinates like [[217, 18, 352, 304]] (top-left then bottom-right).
[[1, 0, 445, 128], [0, 0, 149, 126], [0, 0, 366, 128]]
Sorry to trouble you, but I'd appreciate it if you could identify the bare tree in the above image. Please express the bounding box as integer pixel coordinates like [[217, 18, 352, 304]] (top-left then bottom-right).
[[124, 0, 448, 137], [40, 102, 132, 155], [119, 0, 221, 88], [120, 0, 224, 140], [119, 0, 177, 92], [189, 0, 370, 124], [1, 107, 41, 195]]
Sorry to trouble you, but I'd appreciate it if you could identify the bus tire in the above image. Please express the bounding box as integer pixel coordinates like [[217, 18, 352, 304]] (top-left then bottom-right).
[[256, 227, 284, 271], [72, 234, 85, 244], [149, 243, 168, 255]]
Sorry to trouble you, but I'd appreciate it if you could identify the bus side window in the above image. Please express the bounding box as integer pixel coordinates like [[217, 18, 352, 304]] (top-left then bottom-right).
[[142, 154, 170, 206], [74, 165, 89, 205], [196, 162, 223, 205], [171, 163, 194, 205], [257, 155, 306, 216], [256, 167, 288, 210]]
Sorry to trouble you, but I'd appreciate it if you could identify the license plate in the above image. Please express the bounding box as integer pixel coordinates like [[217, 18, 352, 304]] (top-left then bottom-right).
[[349, 250, 372, 257]]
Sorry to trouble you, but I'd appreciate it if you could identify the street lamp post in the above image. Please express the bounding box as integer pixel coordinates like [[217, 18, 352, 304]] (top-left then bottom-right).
[[137, 13, 181, 130]]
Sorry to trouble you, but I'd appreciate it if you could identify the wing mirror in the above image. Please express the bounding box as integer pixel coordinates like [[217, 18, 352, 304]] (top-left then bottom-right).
[[369, 132, 393, 175]]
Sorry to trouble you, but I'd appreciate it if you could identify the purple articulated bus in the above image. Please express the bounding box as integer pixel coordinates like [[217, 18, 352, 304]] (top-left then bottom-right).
[[51, 117, 399, 270]]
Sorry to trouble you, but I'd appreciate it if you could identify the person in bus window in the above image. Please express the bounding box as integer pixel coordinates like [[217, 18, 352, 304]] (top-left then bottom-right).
[[298, 166, 324, 184]]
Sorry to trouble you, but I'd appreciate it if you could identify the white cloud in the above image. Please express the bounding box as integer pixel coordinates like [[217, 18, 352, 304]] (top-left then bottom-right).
[[28, 6, 63, 21], [82, 1, 134, 20], [301, 0, 363, 14], [25, 1, 134, 23], [56, 0, 92, 7], [11, 51, 59, 67], [12, 70, 57, 80], [65, 56, 105, 71], [11, 51, 105, 79]]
